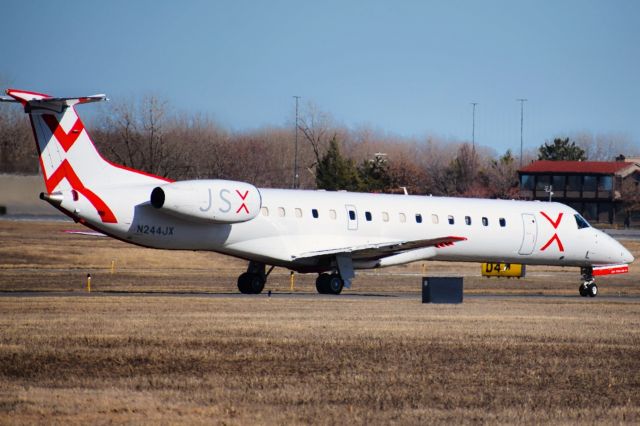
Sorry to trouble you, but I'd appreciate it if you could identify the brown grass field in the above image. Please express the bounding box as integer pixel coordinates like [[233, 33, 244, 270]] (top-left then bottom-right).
[[1, 220, 640, 424]]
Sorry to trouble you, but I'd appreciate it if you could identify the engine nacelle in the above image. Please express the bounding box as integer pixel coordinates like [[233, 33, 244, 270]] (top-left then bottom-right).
[[150, 179, 261, 223]]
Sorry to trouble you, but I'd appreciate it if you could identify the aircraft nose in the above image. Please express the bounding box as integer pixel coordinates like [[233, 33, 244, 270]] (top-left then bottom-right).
[[622, 246, 634, 264]]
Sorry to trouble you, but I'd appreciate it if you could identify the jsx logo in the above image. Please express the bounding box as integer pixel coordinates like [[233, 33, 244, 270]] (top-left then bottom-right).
[[540, 211, 564, 252], [200, 188, 251, 214], [235, 190, 249, 214]]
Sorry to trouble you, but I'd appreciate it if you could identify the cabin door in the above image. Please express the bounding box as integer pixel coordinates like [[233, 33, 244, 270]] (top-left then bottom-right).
[[518, 213, 538, 255], [345, 205, 358, 230]]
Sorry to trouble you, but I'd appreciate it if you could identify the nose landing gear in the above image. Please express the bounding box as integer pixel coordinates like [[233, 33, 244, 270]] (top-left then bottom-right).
[[579, 267, 598, 297]]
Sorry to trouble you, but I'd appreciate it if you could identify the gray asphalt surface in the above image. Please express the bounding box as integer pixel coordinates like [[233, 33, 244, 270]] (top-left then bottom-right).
[[1, 290, 639, 302]]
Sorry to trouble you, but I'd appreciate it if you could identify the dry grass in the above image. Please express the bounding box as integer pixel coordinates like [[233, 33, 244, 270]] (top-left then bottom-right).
[[1, 220, 640, 424], [0, 297, 639, 424]]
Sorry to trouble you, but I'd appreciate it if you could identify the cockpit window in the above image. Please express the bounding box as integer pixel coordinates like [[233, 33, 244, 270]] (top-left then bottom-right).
[[574, 214, 590, 229]]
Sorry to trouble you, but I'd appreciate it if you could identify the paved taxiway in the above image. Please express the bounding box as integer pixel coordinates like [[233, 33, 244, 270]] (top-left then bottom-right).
[[1, 291, 639, 302]]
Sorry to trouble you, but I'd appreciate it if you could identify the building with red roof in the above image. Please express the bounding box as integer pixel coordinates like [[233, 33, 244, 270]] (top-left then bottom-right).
[[518, 159, 640, 225]]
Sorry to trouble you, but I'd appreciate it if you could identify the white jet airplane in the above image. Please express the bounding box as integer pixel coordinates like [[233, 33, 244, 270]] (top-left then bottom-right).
[[1, 89, 634, 297]]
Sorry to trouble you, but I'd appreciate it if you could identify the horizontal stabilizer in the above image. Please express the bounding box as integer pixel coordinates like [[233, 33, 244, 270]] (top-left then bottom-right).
[[1, 89, 106, 111]]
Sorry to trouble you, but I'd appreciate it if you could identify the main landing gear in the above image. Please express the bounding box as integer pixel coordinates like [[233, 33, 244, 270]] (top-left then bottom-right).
[[579, 267, 598, 297], [315, 273, 345, 295], [237, 261, 274, 294]]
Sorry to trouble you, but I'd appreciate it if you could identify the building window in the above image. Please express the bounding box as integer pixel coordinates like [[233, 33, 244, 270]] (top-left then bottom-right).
[[598, 176, 613, 191], [521, 174, 535, 190], [415, 213, 422, 223], [448, 215, 454, 225], [535, 175, 551, 191], [432, 214, 439, 224], [465, 216, 471, 225], [295, 208, 302, 218], [567, 175, 582, 192], [261, 207, 269, 216], [382, 212, 389, 222], [552, 175, 566, 192], [482, 217, 488, 226], [329, 209, 337, 219], [278, 207, 285, 217], [499, 218, 506, 227], [583, 175, 597, 192], [399, 213, 406, 223], [365, 211, 372, 221], [312, 209, 319, 218]]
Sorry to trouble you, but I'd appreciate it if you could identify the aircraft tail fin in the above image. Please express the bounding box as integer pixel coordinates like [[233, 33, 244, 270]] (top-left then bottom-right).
[[1, 89, 171, 223]]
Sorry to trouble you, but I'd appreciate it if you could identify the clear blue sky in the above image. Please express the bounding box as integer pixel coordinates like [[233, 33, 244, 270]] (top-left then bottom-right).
[[1, 0, 639, 154]]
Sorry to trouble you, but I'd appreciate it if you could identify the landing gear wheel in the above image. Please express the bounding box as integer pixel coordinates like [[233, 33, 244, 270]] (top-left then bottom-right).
[[579, 284, 589, 297], [327, 273, 344, 295], [315, 273, 331, 294], [587, 283, 598, 297], [237, 272, 265, 294]]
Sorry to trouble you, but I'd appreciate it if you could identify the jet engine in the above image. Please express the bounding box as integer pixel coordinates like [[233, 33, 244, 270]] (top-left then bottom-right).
[[150, 179, 261, 223]]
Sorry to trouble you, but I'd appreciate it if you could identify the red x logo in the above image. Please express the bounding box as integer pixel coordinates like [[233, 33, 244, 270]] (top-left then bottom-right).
[[39, 114, 116, 223], [540, 211, 564, 252], [43, 114, 84, 152], [235, 190, 250, 214]]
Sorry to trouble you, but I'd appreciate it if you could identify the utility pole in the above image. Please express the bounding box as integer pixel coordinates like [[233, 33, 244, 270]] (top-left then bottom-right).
[[517, 98, 527, 168], [293, 96, 300, 189], [470, 102, 478, 152]]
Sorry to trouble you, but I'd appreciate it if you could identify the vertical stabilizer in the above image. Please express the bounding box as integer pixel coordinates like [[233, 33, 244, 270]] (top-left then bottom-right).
[[1, 89, 171, 223]]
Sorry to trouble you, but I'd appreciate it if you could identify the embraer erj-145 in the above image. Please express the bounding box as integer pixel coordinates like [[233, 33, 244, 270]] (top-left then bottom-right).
[[1, 89, 633, 297]]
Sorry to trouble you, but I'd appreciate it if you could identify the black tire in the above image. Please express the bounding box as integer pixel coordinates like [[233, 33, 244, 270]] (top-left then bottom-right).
[[327, 274, 344, 295], [579, 284, 589, 297], [587, 283, 598, 297], [315, 273, 331, 294], [237, 272, 265, 294]]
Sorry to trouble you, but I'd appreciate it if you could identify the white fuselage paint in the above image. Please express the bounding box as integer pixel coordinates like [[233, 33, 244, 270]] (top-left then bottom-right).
[[60, 185, 634, 272]]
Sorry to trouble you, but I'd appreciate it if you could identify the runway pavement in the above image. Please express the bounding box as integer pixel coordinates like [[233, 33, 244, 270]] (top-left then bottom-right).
[[1, 290, 639, 302]]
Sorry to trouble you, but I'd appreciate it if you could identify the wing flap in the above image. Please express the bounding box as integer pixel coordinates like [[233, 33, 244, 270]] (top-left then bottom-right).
[[293, 235, 466, 261]]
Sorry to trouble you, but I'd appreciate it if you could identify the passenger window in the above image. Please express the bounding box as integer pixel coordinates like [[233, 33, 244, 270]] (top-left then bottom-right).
[[482, 217, 488, 226], [329, 209, 337, 220], [415, 214, 422, 224], [465, 216, 471, 225], [261, 207, 269, 216], [432, 214, 439, 224], [448, 215, 454, 225], [312, 209, 319, 218], [499, 218, 506, 227], [365, 211, 372, 221], [399, 213, 406, 223], [349, 210, 356, 220], [278, 207, 285, 217], [295, 208, 302, 218], [382, 212, 389, 222]]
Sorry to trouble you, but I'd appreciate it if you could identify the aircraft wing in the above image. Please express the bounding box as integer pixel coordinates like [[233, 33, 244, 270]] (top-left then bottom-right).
[[292, 235, 467, 261], [63, 230, 107, 237]]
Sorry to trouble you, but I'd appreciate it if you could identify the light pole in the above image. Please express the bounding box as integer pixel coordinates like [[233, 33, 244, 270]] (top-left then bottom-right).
[[517, 98, 527, 168], [470, 102, 478, 151], [293, 96, 300, 189]]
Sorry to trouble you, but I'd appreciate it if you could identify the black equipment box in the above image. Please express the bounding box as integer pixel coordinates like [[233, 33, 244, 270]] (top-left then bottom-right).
[[422, 277, 463, 303]]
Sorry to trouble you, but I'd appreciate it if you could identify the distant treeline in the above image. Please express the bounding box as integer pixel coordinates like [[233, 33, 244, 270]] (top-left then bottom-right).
[[1, 95, 636, 197]]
